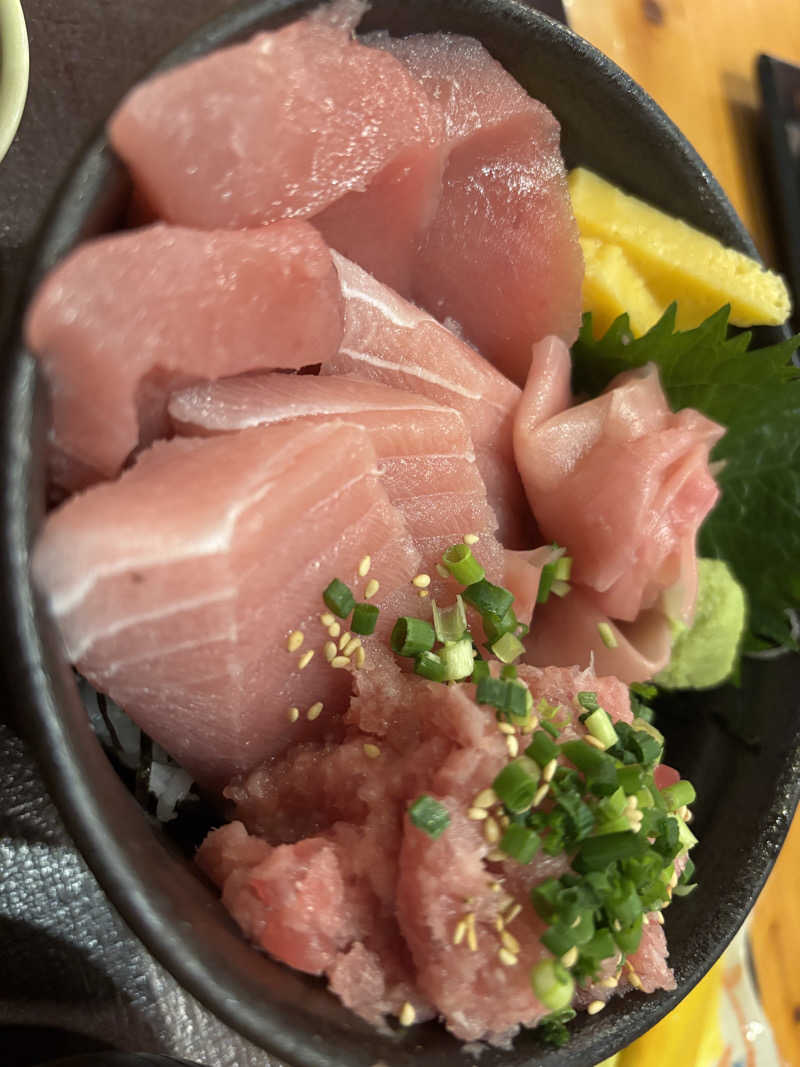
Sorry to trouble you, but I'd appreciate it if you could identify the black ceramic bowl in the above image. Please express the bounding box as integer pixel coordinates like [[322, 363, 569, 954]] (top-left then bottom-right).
[[2, 2, 799, 1065]]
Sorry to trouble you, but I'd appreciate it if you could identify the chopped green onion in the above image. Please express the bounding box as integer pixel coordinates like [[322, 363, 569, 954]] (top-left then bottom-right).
[[501, 663, 518, 681], [584, 708, 619, 750], [530, 959, 575, 1013], [574, 831, 647, 873], [500, 823, 541, 864], [605, 881, 642, 928], [541, 925, 578, 957], [408, 795, 450, 838], [531, 878, 561, 921], [596, 621, 618, 648], [526, 730, 560, 767], [442, 543, 485, 585], [536, 1008, 576, 1048], [660, 780, 696, 811], [483, 605, 519, 645], [676, 816, 698, 852], [414, 650, 446, 682], [350, 602, 379, 635], [462, 579, 513, 618], [440, 637, 475, 681], [506, 680, 533, 722], [554, 555, 572, 581], [617, 765, 646, 796], [578, 927, 616, 968], [476, 676, 508, 709], [491, 631, 525, 663], [391, 617, 435, 657], [541, 720, 560, 739], [577, 691, 601, 713], [471, 659, 490, 683], [613, 914, 644, 954], [492, 757, 541, 813], [432, 595, 467, 643], [323, 578, 355, 618]]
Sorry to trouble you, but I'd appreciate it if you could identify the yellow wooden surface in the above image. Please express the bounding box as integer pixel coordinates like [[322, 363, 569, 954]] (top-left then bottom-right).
[[566, 5, 800, 1063], [565, 0, 800, 266]]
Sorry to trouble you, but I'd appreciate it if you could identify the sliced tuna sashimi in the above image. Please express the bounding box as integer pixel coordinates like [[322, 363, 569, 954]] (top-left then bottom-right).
[[322, 252, 534, 547], [524, 586, 673, 684], [369, 32, 583, 385], [169, 372, 503, 586], [31, 420, 421, 788], [108, 3, 445, 295], [25, 221, 344, 493], [514, 339, 725, 622]]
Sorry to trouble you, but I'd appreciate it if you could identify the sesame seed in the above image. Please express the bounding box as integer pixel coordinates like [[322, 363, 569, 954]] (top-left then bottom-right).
[[328, 622, 341, 639], [453, 920, 467, 946], [685, 809, 694, 824], [339, 632, 351, 651], [505, 735, 519, 758], [560, 946, 578, 968], [324, 640, 337, 662], [501, 930, 521, 954], [584, 735, 606, 750], [354, 646, 366, 669], [542, 757, 558, 783], [331, 656, 350, 669], [418, 589, 429, 599], [399, 1002, 415, 1027], [287, 706, 299, 723], [363, 743, 381, 759], [364, 579, 379, 599], [489, 881, 503, 893], [528, 715, 540, 731], [498, 948, 518, 966], [436, 563, 449, 579], [466, 916, 478, 953], [504, 903, 522, 924], [473, 788, 497, 809], [320, 612, 335, 627], [344, 637, 361, 657], [307, 702, 324, 721], [668, 870, 679, 889], [587, 1000, 606, 1015], [468, 806, 488, 821], [495, 916, 504, 932], [600, 976, 619, 989], [487, 848, 506, 862], [625, 961, 643, 989], [298, 650, 314, 670], [498, 722, 516, 735], [653, 910, 665, 925], [499, 814, 510, 829], [463, 533, 480, 545], [627, 794, 639, 810], [358, 555, 371, 578], [484, 817, 500, 844], [412, 573, 431, 589], [287, 630, 304, 652], [533, 783, 549, 806]]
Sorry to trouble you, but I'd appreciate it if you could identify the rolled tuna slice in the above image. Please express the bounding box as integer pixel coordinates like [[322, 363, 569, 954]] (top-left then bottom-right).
[[31, 420, 421, 789], [108, 2, 444, 295], [523, 585, 673, 685], [25, 221, 344, 494], [370, 32, 583, 385], [514, 339, 725, 623], [169, 372, 504, 588], [323, 252, 535, 548]]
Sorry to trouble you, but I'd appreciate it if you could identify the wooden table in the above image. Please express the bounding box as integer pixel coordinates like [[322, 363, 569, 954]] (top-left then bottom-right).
[[567, 4, 800, 1063]]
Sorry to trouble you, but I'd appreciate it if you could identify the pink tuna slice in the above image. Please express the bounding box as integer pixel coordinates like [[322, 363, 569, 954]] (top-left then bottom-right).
[[369, 32, 583, 386], [502, 544, 563, 631], [523, 585, 673, 684], [514, 337, 725, 622], [322, 251, 534, 547], [108, 4, 445, 295], [25, 221, 344, 494], [31, 420, 421, 789], [168, 372, 504, 589]]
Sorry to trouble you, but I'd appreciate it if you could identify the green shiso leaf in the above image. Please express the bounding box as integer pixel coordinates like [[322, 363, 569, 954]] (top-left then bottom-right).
[[571, 305, 800, 650]]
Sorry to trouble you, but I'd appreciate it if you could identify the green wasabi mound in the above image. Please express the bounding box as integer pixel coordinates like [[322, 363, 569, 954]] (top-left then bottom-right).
[[656, 558, 747, 690]]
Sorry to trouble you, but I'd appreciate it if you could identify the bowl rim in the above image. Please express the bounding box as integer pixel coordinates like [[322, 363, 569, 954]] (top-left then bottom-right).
[[2, 2, 799, 1065], [0, 0, 29, 163]]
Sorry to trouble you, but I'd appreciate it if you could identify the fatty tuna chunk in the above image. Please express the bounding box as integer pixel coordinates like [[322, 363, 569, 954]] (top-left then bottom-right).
[[25, 221, 344, 493], [371, 32, 583, 385], [169, 372, 504, 587], [323, 252, 535, 547], [109, 8, 444, 294], [31, 420, 421, 788]]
